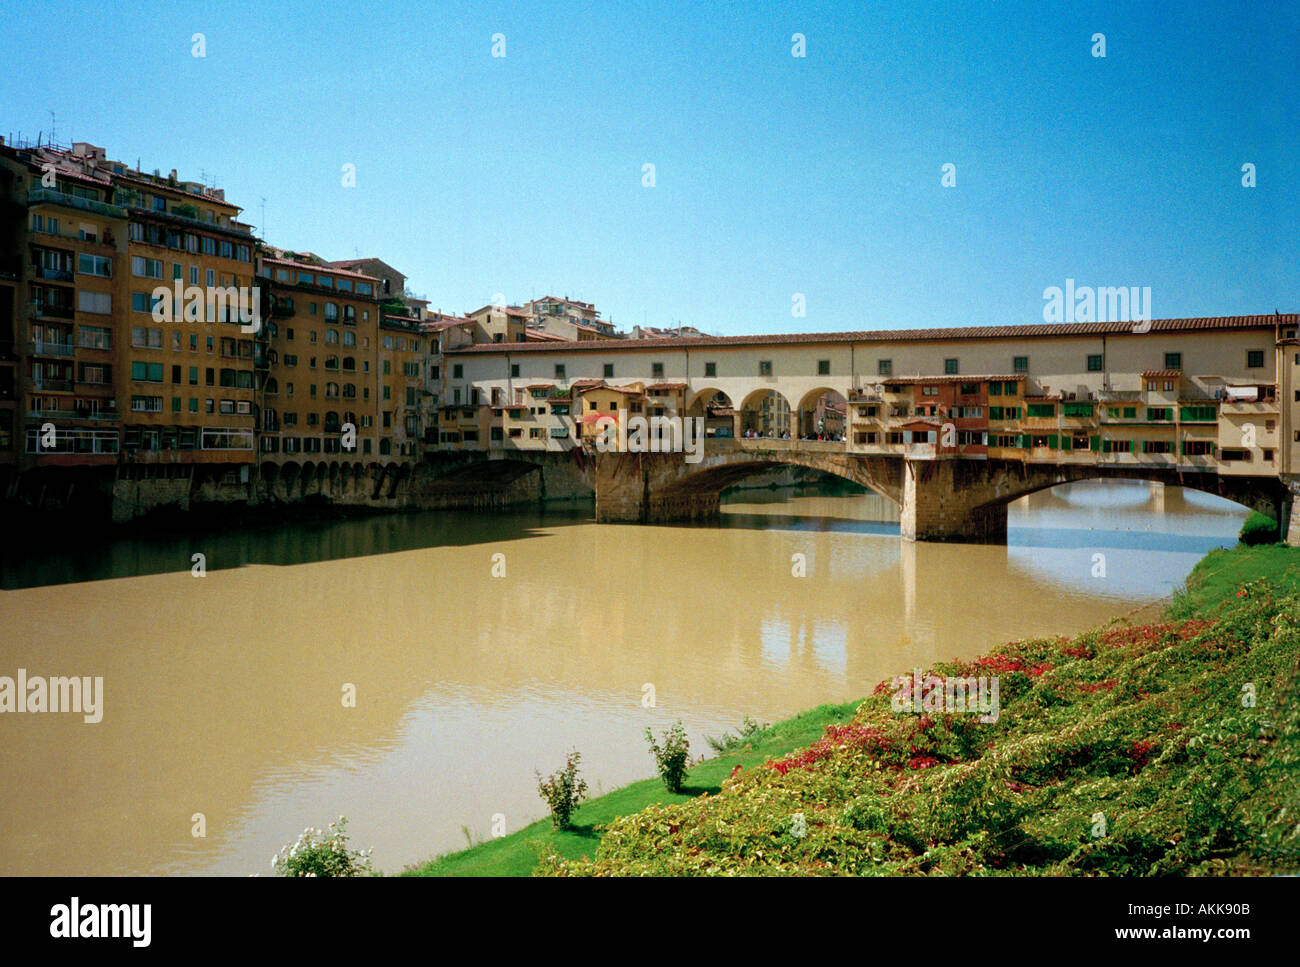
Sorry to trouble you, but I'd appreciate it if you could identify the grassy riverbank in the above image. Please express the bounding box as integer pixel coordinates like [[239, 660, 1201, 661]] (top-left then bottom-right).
[[407, 541, 1300, 876]]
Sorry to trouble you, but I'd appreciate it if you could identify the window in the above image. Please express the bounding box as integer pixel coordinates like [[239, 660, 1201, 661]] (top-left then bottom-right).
[[759, 360, 772, 376], [1146, 407, 1173, 421], [325, 303, 339, 321], [878, 359, 892, 376], [817, 360, 830, 376], [555, 364, 566, 379], [77, 254, 111, 277], [1164, 352, 1182, 370], [131, 361, 164, 382], [988, 381, 1002, 396], [1087, 354, 1103, 372], [959, 382, 978, 396], [944, 358, 958, 375], [652, 362, 664, 378], [510, 364, 520, 378], [1247, 350, 1265, 369], [1026, 402, 1056, 418], [453, 364, 463, 378], [131, 256, 163, 279], [1012, 356, 1028, 373], [604, 364, 615, 378]]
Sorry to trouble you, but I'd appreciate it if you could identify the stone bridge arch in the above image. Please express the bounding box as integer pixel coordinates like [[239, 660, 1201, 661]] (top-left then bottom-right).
[[902, 458, 1291, 542], [593, 440, 903, 522]]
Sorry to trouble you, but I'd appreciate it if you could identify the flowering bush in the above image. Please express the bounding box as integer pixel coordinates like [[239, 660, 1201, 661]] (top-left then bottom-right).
[[646, 721, 691, 793], [537, 750, 588, 829], [272, 817, 374, 877]]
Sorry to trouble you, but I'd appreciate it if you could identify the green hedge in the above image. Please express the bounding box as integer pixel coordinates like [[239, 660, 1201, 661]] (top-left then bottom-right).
[[1240, 512, 1280, 546]]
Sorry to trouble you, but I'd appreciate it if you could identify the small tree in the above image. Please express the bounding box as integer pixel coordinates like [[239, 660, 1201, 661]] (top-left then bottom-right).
[[646, 721, 691, 793], [537, 750, 588, 830]]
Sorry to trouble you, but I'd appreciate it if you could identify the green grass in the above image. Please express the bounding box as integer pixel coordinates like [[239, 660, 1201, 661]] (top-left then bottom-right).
[[1167, 542, 1300, 619], [402, 700, 859, 876]]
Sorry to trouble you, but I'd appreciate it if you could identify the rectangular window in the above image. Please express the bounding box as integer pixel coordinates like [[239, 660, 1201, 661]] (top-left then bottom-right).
[[1013, 356, 1028, 373], [604, 364, 615, 378], [759, 361, 772, 376], [944, 358, 958, 375], [1027, 402, 1056, 418], [652, 362, 665, 378], [1087, 354, 1103, 372], [510, 364, 520, 378], [1247, 350, 1265, 368], [131, 256, 163, 279], [878, 359, 892, 376], [817, 360, 830, 376], [77, 254, 112, 277], [1164, 352, 1182, 370], [555, 364, 566, 379]]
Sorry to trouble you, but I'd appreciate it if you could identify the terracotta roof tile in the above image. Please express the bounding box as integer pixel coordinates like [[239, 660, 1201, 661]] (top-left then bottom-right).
[[447, 315, 1295, 355]]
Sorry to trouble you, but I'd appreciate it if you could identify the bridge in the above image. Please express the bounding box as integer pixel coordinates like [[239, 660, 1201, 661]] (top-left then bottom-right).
[[434, 314, 1300, 543]]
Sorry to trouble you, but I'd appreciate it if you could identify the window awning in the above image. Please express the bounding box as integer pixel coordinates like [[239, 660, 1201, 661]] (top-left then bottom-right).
[[1224, 386, 1259, 400]]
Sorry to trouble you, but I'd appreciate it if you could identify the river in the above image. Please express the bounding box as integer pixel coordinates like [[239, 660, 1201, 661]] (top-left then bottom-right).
[[0, 479, 1245, 875]]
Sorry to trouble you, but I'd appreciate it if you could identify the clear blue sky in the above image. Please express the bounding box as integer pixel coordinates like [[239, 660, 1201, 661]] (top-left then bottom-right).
[[4, 0, 1296, 334]]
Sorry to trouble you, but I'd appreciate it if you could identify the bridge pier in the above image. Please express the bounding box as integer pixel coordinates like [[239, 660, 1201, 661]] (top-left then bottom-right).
[[900, 458, 1008, 543]]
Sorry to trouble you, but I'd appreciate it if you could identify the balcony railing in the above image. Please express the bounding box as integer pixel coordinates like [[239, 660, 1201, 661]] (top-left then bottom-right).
[[31, 377, 74, 391], [28, 187, 127, 220], [35, 266, 74, 283], [33, 303, 75, 320], [30, 339, 76, 357]]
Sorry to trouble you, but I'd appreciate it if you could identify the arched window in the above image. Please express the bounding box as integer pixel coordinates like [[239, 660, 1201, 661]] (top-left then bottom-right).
[[342, 356, 356, 371], [342, 331, 356, 346], [325, 410, 341, 432], [325, 302, 339, 321], [325, 329, 339, 344], [326, 382, 339, 398], [342, 383, 357, 399], [265, 377, 279, 395], [325, 355, 339, 370]]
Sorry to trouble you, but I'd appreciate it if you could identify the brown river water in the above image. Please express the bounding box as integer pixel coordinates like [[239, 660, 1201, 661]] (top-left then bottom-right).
[[0, 479, 1245, 875]]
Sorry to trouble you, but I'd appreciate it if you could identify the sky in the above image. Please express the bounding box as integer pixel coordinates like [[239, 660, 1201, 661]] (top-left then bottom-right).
[[3, 0, 1296, 335]]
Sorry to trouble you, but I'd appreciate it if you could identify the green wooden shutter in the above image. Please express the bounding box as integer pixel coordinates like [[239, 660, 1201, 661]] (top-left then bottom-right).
[[1048, 434, 1058, 449], [1090, 435, 1100, 452]]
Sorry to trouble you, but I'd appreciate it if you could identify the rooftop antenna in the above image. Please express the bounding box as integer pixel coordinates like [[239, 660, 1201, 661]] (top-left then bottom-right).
[[49, 111, 56, 144], [260, 196, 266, 238]]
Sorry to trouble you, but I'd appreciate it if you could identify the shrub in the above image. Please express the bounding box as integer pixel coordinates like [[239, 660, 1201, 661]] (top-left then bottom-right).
[[705, 715, 771, 754], [1239, 512, 1279, 546], [646, 721, 691, 793], [537, 750, 588, 829], [272, 817, 373, 877]]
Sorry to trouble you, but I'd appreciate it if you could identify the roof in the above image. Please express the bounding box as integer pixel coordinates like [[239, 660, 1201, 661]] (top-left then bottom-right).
[[645, 382, 688, 391], [525, 329, 571, 342], [900, 419, 942, 430], [445, 315, 1295, 355], [263, 257, 381, 284], [1141, 370, 1183, 378], [582, 384, 643, 396]]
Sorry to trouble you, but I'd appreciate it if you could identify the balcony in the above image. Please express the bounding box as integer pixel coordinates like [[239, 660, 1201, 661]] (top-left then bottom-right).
[[34, 266, 74, 283], [30, 377, 74, 392], [30, 339, 75, 357], [33, 303, 75, 320], [28, 187, 126, 220]]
